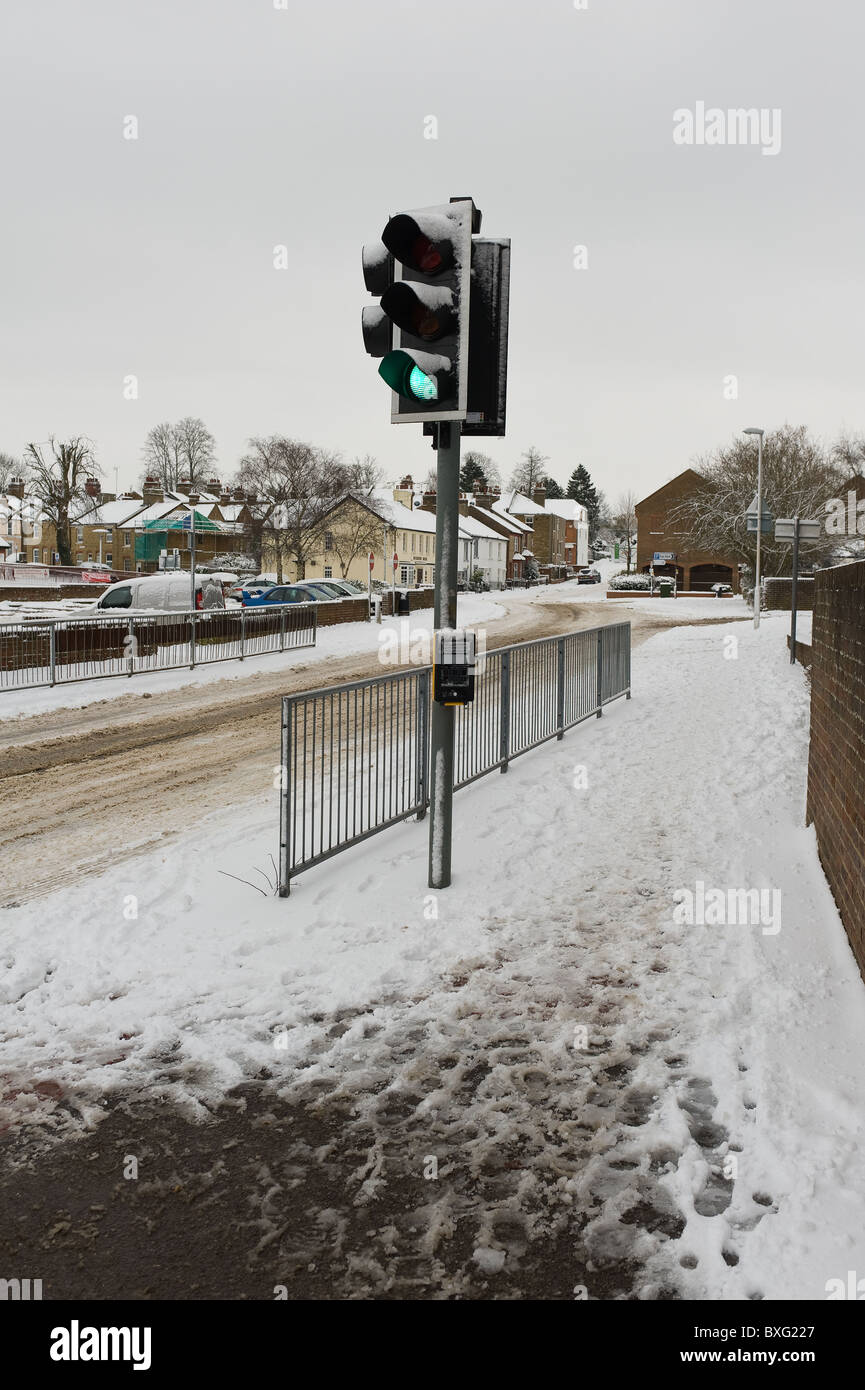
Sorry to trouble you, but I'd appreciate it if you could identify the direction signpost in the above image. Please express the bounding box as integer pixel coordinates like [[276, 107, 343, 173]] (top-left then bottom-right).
[[774, 518, 821, 663]]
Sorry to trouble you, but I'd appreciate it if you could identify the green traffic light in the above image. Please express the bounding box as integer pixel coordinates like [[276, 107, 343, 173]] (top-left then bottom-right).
[[409, 365, 437, 400], [379, 350, 439, 402]]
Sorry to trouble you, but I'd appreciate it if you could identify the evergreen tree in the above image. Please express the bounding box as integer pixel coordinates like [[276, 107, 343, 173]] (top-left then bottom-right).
[[567, 465, 601, 538], [460, 451, 494, 493]]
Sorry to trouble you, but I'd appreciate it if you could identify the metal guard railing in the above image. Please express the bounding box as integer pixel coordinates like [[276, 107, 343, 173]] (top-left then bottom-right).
[[0, 603, 317, 691], [279, 622, 631, 893]]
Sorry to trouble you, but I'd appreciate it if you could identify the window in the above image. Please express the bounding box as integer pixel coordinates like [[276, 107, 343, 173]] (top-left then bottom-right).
[[105, 528, 113, 541], [77, 527, 84, 542], [99, 585, 132, 609], [77, 553, 84, 563], [32, 549, 40, 563], [324, 532, 333, 551], [124, 560, 133, 572], [106, 553, 112, 564], [324, 566, 332, 578], [400, 565, 409, 584], [87, 553, 93, 562], [124, 532, 131, 547]]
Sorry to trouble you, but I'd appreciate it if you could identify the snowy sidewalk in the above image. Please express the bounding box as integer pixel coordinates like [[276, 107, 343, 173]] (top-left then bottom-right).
[[2, 612, 863, 1299]]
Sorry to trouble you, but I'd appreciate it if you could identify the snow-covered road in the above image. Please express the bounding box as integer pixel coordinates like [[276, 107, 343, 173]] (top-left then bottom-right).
[[2, 607, 861, 1300]]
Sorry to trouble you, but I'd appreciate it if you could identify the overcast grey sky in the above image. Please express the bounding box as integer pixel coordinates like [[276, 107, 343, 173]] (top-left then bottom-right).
[[2, 0, 863, 502]]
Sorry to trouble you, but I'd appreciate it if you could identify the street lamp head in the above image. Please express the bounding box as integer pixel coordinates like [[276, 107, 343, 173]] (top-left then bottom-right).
[[742, 427, 764, 437]]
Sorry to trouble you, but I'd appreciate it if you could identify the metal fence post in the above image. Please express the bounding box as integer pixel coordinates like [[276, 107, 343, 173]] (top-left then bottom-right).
[[127, 617, 134, 677], [189, 612, 196, 669], [500, 649, 510, 771], [557, 636, 566, 739], [279, 607, 286, 653], [49, 622, 56, 686], [278, 697, 291, 897], [416, 668, 429, 819], [626, 624, 632, 698], [240, 608, 246, 661], [596, 627, 603, 717]]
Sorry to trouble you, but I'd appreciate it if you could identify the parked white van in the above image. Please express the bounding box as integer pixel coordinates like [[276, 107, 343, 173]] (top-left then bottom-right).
[[94, 572, 224, 612]]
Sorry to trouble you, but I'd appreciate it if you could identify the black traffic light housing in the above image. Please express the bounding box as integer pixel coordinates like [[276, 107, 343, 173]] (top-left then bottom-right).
[[362, 199, 476, 424]]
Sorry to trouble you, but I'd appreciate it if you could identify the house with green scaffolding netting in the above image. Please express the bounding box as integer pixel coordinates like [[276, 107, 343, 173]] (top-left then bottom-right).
[[135, 512, 251, 573]]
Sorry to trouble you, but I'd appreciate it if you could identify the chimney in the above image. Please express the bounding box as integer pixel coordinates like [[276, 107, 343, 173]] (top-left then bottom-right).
[[85, 476, 101, 499], [219, 490, 232, 505], [206, 478, 221, 495], [421, 488, 437, 512], [399, 475, 413, 490], [532, 483, 546, 508], [472, 480, 500, 512], [142, 475, 164, 504], [8, 476, 25, 499], [187, 491, 200, 505], [233, 486, 245, 502], [178, 478, 192, 495]]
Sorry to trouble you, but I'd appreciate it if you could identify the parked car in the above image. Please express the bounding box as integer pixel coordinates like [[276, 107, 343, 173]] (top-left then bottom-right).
[[228, 580, 269, 602], [293, 581, 347, 600], [577, 568, 602, 584], [312, 578, 361, 597], [94, 571, 224, 612], [711, 582, 734, 596], [241, 584, 319, 607]]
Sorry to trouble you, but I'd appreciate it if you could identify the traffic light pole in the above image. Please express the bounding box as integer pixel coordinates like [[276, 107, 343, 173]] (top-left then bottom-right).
[[428, 421, 460, 890]]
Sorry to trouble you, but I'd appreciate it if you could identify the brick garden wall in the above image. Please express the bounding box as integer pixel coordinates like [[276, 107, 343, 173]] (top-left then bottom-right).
[[806, 561, 865, 979], [0, 584, 108, 601]]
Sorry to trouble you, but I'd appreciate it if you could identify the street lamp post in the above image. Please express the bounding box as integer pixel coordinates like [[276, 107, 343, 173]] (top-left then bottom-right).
[[92, 528, 108, 567], [743, 427, 764, 628]]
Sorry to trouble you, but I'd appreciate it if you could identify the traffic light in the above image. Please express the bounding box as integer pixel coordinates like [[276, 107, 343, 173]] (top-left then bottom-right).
[[362, 199, 476, 424]]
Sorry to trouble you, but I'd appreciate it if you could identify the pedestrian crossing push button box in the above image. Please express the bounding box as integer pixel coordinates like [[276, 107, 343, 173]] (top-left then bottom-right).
[[433, 629, 477, 706]]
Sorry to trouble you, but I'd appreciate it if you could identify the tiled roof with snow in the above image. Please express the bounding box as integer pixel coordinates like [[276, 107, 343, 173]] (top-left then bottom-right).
[[458, 513, 507, 541], [544, 498, 588, 522], [498, 490, 546, 517], [368, 489, 438, 533]]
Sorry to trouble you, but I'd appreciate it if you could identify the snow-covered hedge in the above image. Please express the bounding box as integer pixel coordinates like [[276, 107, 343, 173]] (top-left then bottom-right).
[[608, 572, 652, 590]]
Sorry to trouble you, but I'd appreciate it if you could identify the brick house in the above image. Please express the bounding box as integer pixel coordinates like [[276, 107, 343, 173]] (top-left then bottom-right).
[[495, 486, 569, 569], [636, 468, 741, 591], [455, 481, 534, 582]]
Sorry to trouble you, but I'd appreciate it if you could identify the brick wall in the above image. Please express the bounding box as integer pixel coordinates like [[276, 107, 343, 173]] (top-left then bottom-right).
[[381, 587, 435, 616], [806, 561, 865, 979], [0, 584, 109, 601], [762, 577, 815, 611]]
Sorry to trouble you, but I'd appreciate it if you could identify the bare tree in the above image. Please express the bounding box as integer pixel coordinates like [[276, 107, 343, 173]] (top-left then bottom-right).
[[0, 452, 21, 492], [141, 417, 217, 490], [341, 454, 384, 496], [24, 437, 100, 565], [509, 446, 549, 496], [831, 429, 865, 478], [235, 436, 344, 581], [612, 490, 637, 572], [326, 498, 386, 578], [669, 424, 846, 578]]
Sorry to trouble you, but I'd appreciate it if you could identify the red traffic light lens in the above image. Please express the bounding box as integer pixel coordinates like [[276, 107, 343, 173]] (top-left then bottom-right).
[[412, 235, 442, 273], [382, 214, 453, 276]]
